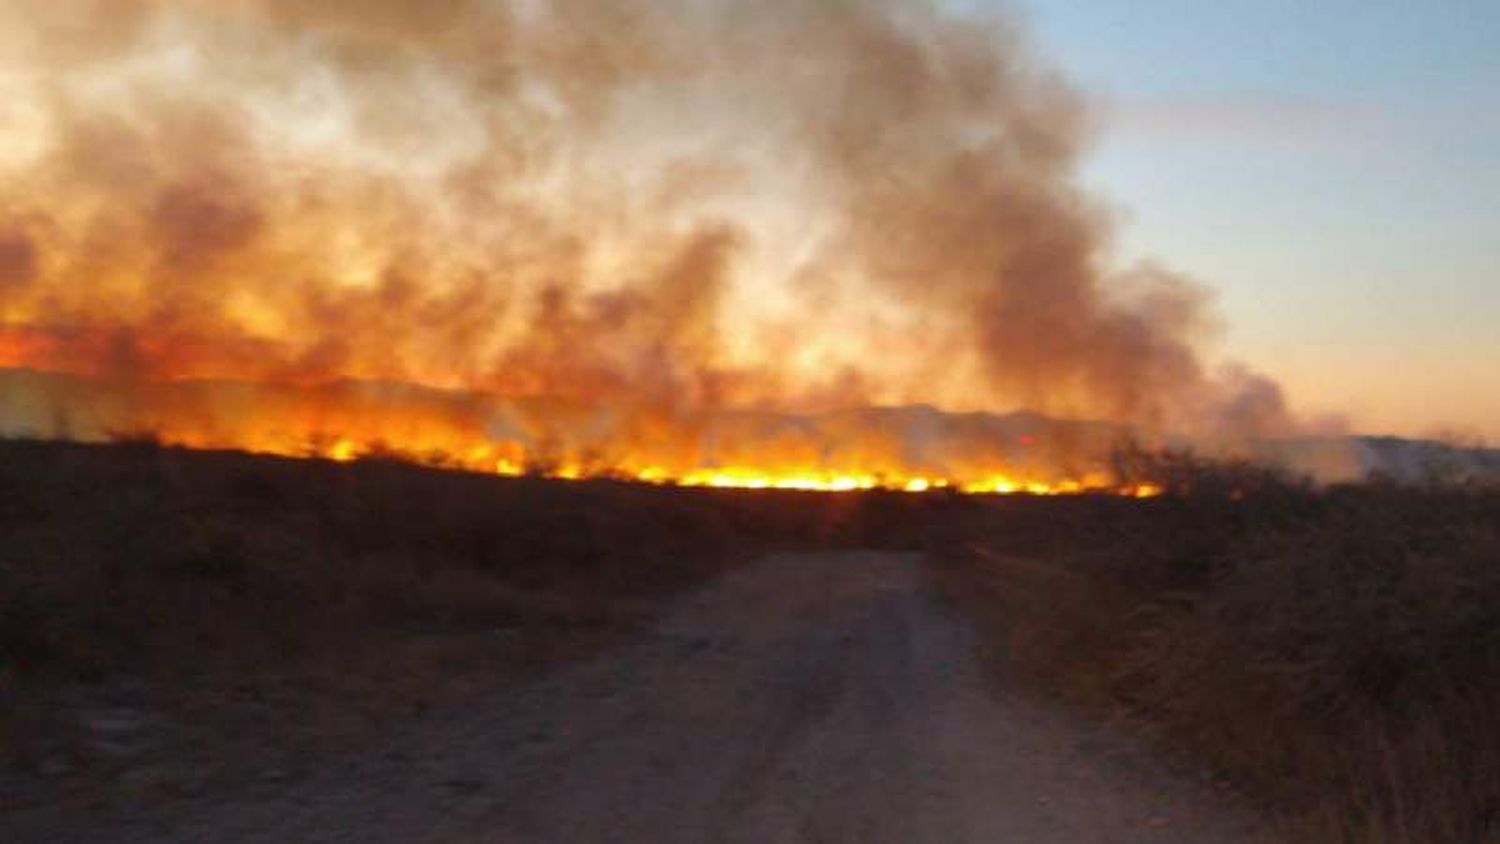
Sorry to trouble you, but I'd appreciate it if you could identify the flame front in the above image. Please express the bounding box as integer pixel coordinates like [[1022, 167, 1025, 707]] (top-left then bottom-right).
[[0, 369, 1159, 496]]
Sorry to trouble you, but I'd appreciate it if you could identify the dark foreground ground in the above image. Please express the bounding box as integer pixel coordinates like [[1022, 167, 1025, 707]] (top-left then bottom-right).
[[0, 440, 976, 840], [19, 552, 1263, 844], [3, 441, 1497, 842]]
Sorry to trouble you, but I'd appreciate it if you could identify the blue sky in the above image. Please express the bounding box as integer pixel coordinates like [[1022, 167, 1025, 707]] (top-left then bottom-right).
[[977, 0, 1500, 438]]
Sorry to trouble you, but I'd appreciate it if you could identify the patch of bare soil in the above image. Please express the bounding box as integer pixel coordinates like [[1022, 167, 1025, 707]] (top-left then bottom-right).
[[11, 552, 1267, 843]]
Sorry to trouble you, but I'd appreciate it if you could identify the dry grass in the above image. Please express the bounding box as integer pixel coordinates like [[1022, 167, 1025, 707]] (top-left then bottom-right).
[[0, 438, 936, 683], [935, 478, 1500, 842], [0, 438, 941, 820]]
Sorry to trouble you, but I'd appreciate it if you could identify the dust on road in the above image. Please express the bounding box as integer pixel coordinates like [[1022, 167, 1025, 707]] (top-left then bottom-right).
[[128, 553, 1265, 843]]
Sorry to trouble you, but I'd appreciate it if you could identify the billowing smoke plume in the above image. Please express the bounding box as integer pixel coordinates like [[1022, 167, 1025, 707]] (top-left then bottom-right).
[[0, 0, 1295, 482]]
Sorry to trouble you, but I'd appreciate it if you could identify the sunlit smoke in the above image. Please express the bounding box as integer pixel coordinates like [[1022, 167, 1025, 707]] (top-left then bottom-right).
[[0, 0, 1295, 491]]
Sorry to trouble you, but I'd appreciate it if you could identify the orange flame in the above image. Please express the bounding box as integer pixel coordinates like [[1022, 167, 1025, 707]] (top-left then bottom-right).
[[0, 369, 1160, 497]]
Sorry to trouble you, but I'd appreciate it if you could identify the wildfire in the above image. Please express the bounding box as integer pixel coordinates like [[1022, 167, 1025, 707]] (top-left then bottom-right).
[[0, 0, 1299, 500], [312, 435, 1128, 496], [0, 368, 1167, 497], [318, 441, 1160, 497], [0, 365, 1177, 497]]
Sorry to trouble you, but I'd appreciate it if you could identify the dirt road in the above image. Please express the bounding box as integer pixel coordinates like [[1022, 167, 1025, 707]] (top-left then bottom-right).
[[121, 552, 1264, 843]]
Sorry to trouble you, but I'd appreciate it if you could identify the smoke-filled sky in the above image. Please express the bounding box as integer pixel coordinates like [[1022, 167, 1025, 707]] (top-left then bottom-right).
[[0, 0, 1491, 446], [1005, 0, 1500, 440]]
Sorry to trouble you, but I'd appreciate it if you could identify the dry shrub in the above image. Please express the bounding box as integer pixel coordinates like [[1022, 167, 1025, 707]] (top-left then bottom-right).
[[942, 478, 1500, 842]]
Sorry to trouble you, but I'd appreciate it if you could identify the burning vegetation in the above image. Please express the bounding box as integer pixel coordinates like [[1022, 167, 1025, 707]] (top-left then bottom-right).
[[0, 368, 1167, 495], [0, 0, 1290, 491]]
